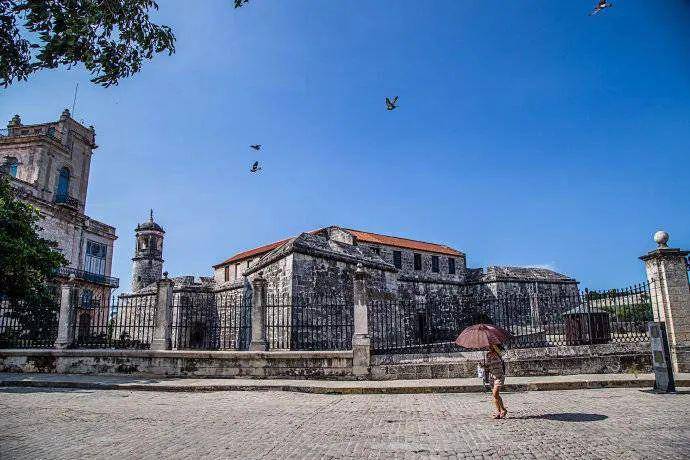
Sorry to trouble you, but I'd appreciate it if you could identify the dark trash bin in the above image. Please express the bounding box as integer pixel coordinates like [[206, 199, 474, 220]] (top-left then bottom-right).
[[564, 305, 611, 345]]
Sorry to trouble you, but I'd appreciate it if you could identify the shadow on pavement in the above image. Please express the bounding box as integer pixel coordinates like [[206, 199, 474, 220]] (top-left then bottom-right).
[[639, 389, 690, 395], [512, 413, 608, 422]]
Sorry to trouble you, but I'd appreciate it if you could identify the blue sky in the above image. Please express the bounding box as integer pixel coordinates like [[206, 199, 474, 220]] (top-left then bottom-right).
[[2, 0, 689, 292]]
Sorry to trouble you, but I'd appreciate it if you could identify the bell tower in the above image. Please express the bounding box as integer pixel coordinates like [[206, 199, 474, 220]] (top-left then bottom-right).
[[131, 210, 165, 292]]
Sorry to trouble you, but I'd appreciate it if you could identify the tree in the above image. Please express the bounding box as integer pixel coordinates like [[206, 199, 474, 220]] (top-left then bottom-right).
[[0, 0, 175, 87], [0, 174, 67, 345]]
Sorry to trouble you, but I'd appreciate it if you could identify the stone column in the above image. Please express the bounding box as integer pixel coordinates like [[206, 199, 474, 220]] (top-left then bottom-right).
[[54, 275, 76, 349], [249, 272, 268, 351], [640, 231, 690, 373], [150, 273, 173, 351], [352, 263, 371, 376]]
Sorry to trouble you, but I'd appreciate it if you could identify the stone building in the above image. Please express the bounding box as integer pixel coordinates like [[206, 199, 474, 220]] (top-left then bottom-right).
[[211, 226, 578, 302], [0, 111, 119, 314], [120, 221, 579, 350]]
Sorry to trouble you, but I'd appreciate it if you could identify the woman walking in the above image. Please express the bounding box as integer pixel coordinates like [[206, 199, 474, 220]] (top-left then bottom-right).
[[484, 344, 508, 419], [455, 323, 510, 419]]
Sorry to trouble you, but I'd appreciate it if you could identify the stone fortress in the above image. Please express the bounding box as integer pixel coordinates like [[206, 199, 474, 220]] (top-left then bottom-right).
[[123, 220, 579, 303]]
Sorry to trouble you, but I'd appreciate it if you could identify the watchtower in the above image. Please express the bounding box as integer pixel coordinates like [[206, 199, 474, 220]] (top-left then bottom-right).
[[131, 210, 165, 292]]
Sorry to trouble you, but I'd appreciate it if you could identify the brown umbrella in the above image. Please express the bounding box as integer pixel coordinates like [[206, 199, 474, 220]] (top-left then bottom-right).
[[455, 323, 510, 349]]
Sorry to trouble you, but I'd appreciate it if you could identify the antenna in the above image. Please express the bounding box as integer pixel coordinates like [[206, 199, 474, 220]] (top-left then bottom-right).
[[71, 83, 79, 115]]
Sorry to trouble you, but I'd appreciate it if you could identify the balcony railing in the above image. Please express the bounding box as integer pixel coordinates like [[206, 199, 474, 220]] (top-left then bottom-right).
[[54, 193, 80, 209], [0, 127, 61, 141], [56, 267, 120, 288]]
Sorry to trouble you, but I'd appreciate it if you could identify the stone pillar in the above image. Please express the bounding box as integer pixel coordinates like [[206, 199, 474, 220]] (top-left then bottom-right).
[[352, 263, 371, 376], [640, 231, 690, 373], [54, 275, 76, 349], [151, 273, 173, 351], [249, 272, 268, 351]]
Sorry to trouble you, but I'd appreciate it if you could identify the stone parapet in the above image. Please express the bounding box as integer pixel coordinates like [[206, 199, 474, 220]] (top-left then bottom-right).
[[0, 349, 354, 380]]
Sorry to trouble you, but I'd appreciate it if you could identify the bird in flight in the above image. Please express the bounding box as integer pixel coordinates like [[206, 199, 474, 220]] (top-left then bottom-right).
[[250, 161, 262, 173], [589, 0, 613, 16], [385, 96, 399, 111], [250, 144, 262, 151], [234, 0, 249, 8]]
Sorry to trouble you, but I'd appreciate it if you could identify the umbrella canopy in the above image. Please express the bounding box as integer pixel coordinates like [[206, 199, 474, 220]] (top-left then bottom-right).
[[455, 323, 510, 349]]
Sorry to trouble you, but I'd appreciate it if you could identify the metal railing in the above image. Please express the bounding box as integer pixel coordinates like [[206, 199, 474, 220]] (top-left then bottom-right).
[[0, 295, 60, 349], [171, 292, 251, 350], [56, 267, 120, 288], [370, 282, 654, 355], [73, 295, 156, 349], [53, 193, 80, 209], [265, 295, 354, 350]]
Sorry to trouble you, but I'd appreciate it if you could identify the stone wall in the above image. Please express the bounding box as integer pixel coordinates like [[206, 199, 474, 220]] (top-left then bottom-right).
[[291, 252, 396, 301], [0, 349, 354, 380], [371, 342, 651, 380]]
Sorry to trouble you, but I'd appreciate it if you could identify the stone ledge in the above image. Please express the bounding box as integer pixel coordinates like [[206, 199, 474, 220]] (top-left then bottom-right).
[[1, 372, 688, 394], [0, 349, 352, 360]]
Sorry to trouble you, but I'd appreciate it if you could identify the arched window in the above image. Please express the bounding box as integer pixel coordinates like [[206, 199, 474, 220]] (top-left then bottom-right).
[[57, 166, 70, 197], [3, 157, 18, 177]]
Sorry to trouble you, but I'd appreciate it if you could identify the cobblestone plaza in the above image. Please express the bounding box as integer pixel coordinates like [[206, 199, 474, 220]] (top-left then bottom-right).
[[1, 387, 688, 459]]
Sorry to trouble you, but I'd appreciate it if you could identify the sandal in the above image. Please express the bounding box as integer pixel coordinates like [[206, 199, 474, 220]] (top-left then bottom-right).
[[500, 409, 508, 418], [492, 413, 502, 419]]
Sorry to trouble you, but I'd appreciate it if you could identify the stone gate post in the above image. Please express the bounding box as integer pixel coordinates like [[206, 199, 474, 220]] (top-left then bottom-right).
[[249, 272, 268, 351], [640, 231, 690, 372], [54, 274, 76, 349], [352, 263, 371, 376], [151, 273, 173, 351]]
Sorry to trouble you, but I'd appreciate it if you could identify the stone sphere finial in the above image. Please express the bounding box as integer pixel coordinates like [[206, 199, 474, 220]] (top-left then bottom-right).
[[163, 271, 168, 279], [654, 230, 669, 248]]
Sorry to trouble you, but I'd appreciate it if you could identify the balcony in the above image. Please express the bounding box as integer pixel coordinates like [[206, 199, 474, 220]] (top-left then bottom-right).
[[54, 193, 80, 210], [56, 267, 120, 289]]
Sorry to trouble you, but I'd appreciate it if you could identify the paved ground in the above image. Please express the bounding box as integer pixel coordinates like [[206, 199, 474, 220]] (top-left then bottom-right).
[[1, 387, 688, 459], [4, 372, 689, 394]]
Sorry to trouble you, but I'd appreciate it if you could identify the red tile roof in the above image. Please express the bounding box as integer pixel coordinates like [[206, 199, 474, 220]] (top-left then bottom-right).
[[345, 229, 462, 257], [212, 227, 462, 268], [212, 238, 291, 268]]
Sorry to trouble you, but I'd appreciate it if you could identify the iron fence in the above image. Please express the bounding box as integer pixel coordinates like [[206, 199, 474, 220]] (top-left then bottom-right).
[[171, 292, 251, 350], [265, 295, 354, 350], [370, 282, 654, 355], [72, 295, 156, 349], [0, 294, 60, 349]]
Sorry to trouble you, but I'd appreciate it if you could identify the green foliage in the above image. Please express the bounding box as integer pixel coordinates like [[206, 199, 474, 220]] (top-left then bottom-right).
[[0, 174, 67, 343], [0, 174, 67, 299], [599, 302, 653, 323], [0, 0, 175, 87]]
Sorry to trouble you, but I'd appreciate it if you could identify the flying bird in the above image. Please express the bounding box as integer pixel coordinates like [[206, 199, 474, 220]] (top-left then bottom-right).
[[234, 0, 249, 8], [250, 144, 261, 151], [250, 161, 262, 173], [589, 0, 613, 16], [385, 96, 399, 111]]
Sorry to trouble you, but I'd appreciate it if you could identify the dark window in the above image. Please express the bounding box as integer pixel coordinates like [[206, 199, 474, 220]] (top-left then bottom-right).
[[57, 166, 70, 197], [448, 258, 456, 275], [224, 266, 230, 282], [85, 240, 107, 276], [431, 255, 439, 273], [3, 157, 18, 177], [78, 313, 91, 340], [414, 253, 422, 271], [393, 251, 402, 269], [371, 247, 380, 255]]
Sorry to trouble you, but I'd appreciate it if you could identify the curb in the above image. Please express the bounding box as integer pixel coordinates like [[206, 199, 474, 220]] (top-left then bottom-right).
[[3, 377, 686, 394]]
